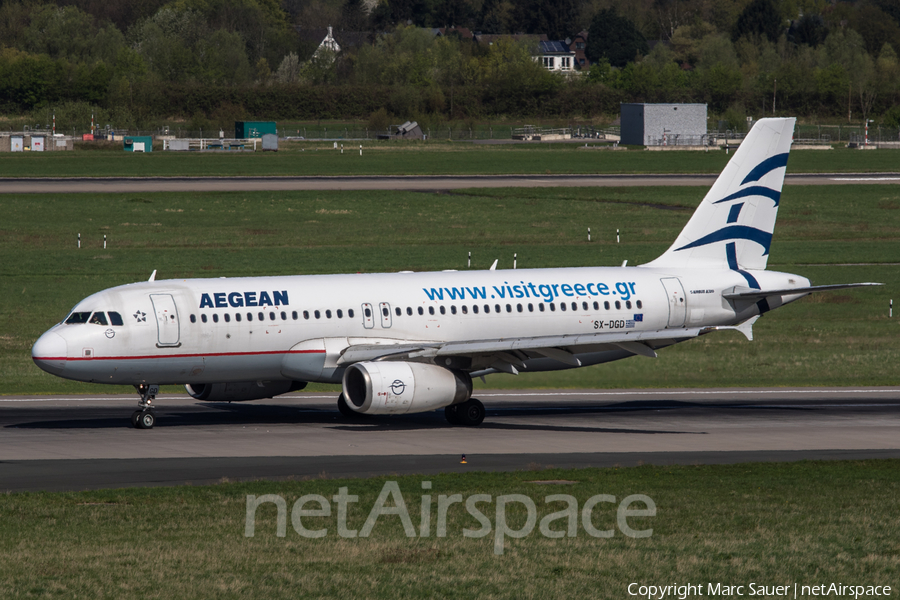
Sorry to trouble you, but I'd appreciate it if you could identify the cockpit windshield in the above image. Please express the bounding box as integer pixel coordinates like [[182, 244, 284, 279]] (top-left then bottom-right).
[[65, 311, 124, 326], [89, 312, 108, 326]]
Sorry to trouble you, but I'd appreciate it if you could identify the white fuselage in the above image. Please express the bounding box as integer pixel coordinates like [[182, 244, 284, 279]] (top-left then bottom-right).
[[31, 265, 808, 386]]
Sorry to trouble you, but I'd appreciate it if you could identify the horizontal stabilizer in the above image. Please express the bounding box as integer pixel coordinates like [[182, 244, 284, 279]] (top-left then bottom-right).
[[724, 282, 882, 300]]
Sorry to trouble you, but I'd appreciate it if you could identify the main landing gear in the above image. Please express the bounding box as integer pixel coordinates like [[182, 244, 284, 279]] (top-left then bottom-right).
[[131, 384, 159, 429], [336, 393, 355, 418], [445, 398, 485, 427]]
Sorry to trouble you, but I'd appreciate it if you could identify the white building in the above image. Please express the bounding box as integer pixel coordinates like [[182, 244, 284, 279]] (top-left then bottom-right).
[[537, 41, 576, 72]]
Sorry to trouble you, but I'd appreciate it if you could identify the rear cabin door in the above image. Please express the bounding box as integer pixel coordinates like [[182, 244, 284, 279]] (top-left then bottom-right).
[[150, 294, 181, 346], [660, 278, 687, 328]]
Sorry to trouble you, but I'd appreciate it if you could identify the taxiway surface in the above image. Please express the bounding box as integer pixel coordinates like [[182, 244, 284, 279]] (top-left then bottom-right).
[[2, 173, 900, 194], [2, 388, 898, 492]]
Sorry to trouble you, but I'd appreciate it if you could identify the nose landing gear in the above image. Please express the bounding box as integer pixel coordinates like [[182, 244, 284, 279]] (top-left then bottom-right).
[[132, 384, 159, 429]]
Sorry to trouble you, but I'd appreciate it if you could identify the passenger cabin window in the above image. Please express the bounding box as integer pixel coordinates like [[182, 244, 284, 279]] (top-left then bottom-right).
[[314, 310, 321, 319], [325, 310, 332, 319], [303, 311, 309, 320], [615, 301, 621, 310], [407, 307, 413, 316], [429, 307, 435, 315], [247, 312, 253, 321], [637, 300, 643, 309], [440, 306, 446, 315], [395, 307, 401, 317], [281, 311, 287, 320], [418, 307, 424, 315], [292, 311, 298, 320], [236, 313, 242, 322], [560, 303, 566, 312], [224, 313, 231, 323], [539, 304, 545, 312], [462, 305, 468, 314], [201, 314, 208, 323], [337, 309, 343, 319], [65, 312, 92, 324], [473, 305, 479, 314], [348, 309, 355, 318], [212, 314, 219, 323], [108, 311, 124, 326], [89, 312, 108, 325], [190, 314, 196, 323], [626, 301, 632, 309], [604, 301, 610, 310]]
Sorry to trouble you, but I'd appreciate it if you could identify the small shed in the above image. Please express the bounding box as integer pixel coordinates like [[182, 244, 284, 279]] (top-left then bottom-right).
[[261, 133, 278, 151], [377, 121, 424, 140], [124, 136, 153, 152], [620, 103, 708, 146], [235, 121, 276, 139]]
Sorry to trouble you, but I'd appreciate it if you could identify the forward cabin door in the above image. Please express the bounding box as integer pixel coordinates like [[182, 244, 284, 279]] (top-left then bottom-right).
[[361, 303, 374, 329], [378, 302, 393, 328], [150, 294, 181, 346], [660, 278, 687, 328]]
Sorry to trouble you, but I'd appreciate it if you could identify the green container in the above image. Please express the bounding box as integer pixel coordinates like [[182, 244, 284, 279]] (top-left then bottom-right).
[[235, 121, 276, 139], [123, 136, 153, 152]]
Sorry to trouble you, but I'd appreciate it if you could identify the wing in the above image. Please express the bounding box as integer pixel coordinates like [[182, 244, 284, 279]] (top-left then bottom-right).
[[335, 326, 726, 376]]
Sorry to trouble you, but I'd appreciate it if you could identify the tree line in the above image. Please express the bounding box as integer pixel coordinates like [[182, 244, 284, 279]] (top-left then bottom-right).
[[0, 0, 898, 131]]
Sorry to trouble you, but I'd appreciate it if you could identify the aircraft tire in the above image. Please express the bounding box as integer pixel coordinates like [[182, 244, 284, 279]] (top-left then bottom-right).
[[444, 404, 462, 425], [131, 410, 143, 428], [137, 410, 155, 429], [458, 398, 485, 427], [337, 393, 355, 418]]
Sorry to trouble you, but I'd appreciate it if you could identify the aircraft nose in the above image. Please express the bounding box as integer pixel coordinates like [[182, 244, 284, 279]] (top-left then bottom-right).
[[32, 331, 68, 374]]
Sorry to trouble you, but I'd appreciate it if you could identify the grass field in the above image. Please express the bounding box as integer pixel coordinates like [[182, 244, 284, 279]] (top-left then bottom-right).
[[1, 184, 897, 395], [1, 143, 899, 178], [1, 460, 898, 599]]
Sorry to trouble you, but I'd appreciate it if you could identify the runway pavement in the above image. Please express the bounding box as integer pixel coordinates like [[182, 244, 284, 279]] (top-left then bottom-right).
[[1, 173, 900, 194], [1, 387, 898, 492]]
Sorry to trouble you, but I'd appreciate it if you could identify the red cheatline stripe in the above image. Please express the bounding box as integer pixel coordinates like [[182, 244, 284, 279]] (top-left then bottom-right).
[[34, 349, 326, 362]]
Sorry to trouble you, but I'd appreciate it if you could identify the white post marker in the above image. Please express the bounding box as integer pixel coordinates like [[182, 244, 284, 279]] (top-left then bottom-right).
[[78, 233, 81, 249], [468, 252, 471, 268], [103, 234, 107, 249], [359, 145, 362, 156], [588, 227, 591, 242], [617, 229, 620, 243], [513, 253, 517, 269], [891, 299, 893, 318]]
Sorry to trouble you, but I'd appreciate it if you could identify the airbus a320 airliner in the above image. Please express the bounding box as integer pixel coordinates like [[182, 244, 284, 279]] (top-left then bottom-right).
[[32, 118, 878, 429]]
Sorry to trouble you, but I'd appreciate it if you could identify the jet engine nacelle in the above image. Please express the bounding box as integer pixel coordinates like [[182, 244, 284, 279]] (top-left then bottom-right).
[[185, 380, 307, 402], [342, 361, 472, 415]]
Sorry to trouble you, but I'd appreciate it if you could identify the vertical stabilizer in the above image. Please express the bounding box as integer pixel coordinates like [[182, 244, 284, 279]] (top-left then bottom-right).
[[644, 117, 795, 274]]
